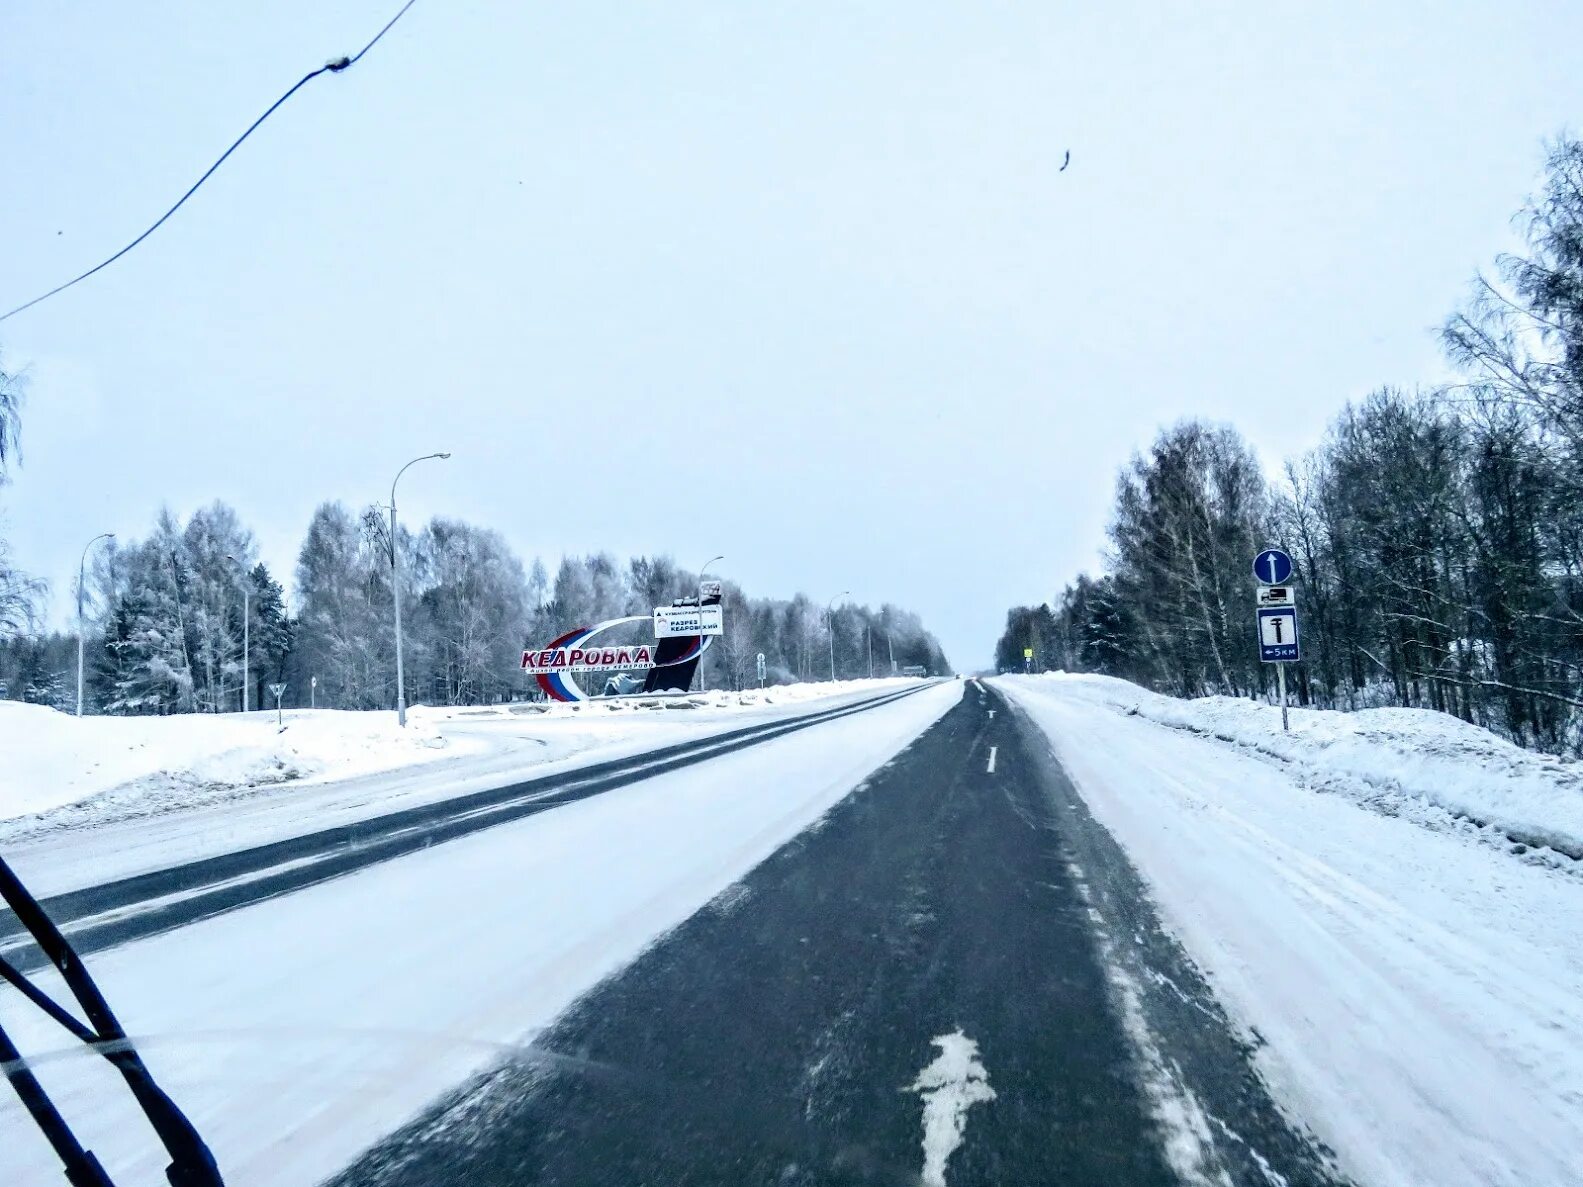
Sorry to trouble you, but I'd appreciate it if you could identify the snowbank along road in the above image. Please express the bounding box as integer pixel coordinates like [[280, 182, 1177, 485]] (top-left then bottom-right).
[[996, 673, 1583, 1187]]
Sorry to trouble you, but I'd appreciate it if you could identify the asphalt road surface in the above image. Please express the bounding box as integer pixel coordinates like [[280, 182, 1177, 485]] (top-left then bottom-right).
[[331, 682, 1350, 1187]]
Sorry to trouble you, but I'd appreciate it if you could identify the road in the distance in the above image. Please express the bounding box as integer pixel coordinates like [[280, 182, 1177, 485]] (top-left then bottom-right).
[[331, 682, 1347, 1187]]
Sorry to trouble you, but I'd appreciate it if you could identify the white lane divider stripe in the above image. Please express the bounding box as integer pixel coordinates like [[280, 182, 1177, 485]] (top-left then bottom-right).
[[903, 1030, 997, 1187], [986, 746, 997, 774]]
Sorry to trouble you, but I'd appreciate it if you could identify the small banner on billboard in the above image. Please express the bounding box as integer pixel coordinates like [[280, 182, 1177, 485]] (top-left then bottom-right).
[[655, 604, 724, 638]]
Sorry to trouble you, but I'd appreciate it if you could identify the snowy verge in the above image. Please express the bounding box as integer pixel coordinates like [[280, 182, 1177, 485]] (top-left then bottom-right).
[[995, 673, 1583, 1187], [1017, 671, 1583, 865], [0, 703, 469, 825]]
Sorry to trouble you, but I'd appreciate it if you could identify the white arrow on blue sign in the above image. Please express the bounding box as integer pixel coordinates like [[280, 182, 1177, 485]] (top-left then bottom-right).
[[1253, 548, 1294, 585]]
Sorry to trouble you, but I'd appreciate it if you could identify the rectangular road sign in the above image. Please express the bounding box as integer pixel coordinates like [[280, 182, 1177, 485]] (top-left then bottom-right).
[[1256, 606, 1300, 663], [1256, 585, 1293, 607], [654, 604, 724, 638]]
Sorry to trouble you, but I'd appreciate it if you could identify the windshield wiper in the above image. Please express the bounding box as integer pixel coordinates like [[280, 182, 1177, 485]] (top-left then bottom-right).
[[0, 853, 224, 1187]]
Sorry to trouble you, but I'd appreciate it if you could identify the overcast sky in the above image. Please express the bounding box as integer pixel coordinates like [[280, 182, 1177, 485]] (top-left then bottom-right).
[[3, 2, 1582, 669]]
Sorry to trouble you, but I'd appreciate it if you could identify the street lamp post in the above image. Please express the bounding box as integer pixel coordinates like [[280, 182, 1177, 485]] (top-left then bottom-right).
[[826, 591, 849, 683], [225, 554, 250, 712], [391, 452, 451, 726], [697, 556, 725, 691], [76, 532, 115, 716]]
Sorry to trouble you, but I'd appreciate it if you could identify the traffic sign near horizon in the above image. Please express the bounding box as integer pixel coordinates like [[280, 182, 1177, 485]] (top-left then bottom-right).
[[1253, 548, 1294, 585]]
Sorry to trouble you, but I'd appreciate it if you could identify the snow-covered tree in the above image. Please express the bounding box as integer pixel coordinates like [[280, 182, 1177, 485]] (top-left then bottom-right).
[[414, 519, 529, 705], [293, 502, 392, 710]]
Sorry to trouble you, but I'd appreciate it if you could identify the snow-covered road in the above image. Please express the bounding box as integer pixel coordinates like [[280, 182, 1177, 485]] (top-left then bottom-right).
[[996, 674, 1583, 1187], [0, 680, 961, 1186]]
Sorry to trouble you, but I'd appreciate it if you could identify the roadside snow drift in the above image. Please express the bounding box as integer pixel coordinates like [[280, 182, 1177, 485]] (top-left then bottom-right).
[[998, 672, 1583, 1187], [1030, 671, 1583, 861], [0, 702, 464, 824]]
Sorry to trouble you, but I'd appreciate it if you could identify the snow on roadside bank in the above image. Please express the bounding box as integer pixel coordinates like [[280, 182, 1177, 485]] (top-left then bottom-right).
[[0, 703, 468, 825], [0, 678, 930, 830], [996, 673, 1583, 1187], [1022, 671, 1583, 864]]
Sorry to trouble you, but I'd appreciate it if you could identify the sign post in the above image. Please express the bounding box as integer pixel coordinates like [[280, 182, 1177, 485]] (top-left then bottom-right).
[[756, 652, 767, 688], [1252, 550, 1299, 731], [268, 682, 288, 728], [1278, 662, 1286, 732], [1023, 646, 1033, 674]]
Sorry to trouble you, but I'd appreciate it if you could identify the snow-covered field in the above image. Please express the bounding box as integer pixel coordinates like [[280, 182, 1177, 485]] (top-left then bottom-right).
[[996, 672, 1583, 1187], [0, 679, 962, 1186]]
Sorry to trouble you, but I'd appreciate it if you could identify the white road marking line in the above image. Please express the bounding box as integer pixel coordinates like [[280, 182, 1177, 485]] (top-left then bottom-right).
[[986, 746, 998, 774], [903, 1031, 997, 1187]]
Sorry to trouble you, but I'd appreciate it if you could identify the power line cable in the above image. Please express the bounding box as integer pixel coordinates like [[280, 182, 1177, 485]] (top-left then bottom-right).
[[0, 0, 420, 325]]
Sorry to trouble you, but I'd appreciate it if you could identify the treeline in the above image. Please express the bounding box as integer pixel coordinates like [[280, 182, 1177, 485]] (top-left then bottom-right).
[[0, 497, 949, 713], [998, 137, 1583, 754]]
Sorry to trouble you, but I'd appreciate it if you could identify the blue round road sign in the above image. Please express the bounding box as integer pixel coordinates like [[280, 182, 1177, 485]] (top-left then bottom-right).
[[1253, 548, 1294, 585]]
